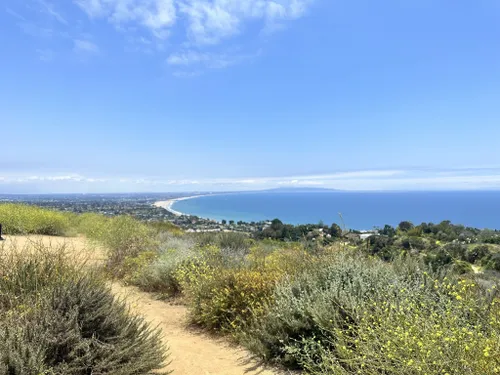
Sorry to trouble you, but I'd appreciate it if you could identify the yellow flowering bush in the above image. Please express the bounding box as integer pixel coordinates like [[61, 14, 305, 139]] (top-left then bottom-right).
[[0, 203, 71, 236], [249, 244, 318, 277], [77, 214, 156, 272], [307, 280, 500, 375], [279, 271, 500, 374], [243, 251, 500, 375], [174, 244, 317, 331]]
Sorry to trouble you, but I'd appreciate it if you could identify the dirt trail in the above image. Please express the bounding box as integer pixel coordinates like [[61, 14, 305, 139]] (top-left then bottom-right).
[[1, 235, 283, 375], [112, 284, 281, 375]]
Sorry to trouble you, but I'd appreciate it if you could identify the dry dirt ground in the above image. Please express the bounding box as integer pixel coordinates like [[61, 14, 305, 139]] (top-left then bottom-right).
[[0, 235, 284, 375]]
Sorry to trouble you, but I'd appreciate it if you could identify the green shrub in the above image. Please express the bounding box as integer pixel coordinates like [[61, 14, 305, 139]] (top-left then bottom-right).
[[298, 279, 500, 375], [0, 242, 168, 374], [484, 253, 500, 272], [147, 221, 183, 235], [180, 266, 276, 331], [367, 235, 394, 254], [451, 260, 474, 274], [442, 242, 468, 259], [244, 253, 500, 374], [466, 244, 492, 263], [0, 204, 70, 236], [400, 236, 426, 251], [426, 246, 454, 269], [243, 252, 400, 368], [191, 232, 253, 252], [175, 244, 315, 332], [127, 233, 197, 296], [78, 214, 156, 273], [75, 213, 110, 241]]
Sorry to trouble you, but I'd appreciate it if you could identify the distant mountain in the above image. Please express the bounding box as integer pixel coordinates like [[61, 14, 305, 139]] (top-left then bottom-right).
[[260, 187, 341, 193]]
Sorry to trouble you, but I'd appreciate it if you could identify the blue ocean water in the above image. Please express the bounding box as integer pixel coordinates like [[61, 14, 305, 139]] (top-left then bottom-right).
[[172, 191, 500, 230]]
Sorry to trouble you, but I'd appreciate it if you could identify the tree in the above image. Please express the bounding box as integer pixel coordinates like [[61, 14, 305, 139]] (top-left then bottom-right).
[[379, 224, 396, 237], [329, 223, 342, 238], [400, 237, 426, 251], [270, 219, 284, 232], [221, 219, 227, 225], [367, 236, 397, 261], [229, 220, 235, 225], [398, 221, 414, 232]]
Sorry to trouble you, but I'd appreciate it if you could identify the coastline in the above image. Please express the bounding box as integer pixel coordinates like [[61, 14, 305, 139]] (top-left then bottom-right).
[[153, 194, 211, 217]]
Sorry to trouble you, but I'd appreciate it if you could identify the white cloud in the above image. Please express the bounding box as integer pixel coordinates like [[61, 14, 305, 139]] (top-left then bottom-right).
[[73, 39, 100, 53], [179, 0, 312, 45], [75, 0, 176, 39], [75, 0, 313, 43], [0, 174, 93, 183], [72, 0, 313, 73], [3, 168, 500, 192], [7, 0, 314, 72]]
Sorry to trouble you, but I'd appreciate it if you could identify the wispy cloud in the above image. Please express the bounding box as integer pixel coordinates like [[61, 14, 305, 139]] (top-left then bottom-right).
[[6, 6, 55, 38], [7, 1, 314, 72], [167, 49, 261, 73], [5, 7, 27, 21], [74, 0, 104, 17], [0, 174, 102, 183], [74, 0, 312, 43], [178, 0, 313, 45], [72, 0, 313, 74], [3, 168, 500, 193], [36, 0, 68, 25], [75, 0, 176, 39], [36, 48, 55, 62], [172, 70, 202, 78], [7, 2, 80, 60], [73, 39, 99, 54]]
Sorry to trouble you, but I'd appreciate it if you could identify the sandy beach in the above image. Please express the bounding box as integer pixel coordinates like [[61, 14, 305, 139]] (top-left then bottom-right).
[[153, 195, 209, 216]]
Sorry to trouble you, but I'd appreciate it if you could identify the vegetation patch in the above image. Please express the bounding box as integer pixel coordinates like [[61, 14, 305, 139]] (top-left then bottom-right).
[[0, 240, 168, 375], [0, 203, 71, 236], [3, 204, 500, 374]]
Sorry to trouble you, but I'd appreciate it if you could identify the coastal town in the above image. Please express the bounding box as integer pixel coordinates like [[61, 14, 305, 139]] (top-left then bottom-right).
[[0, 193, 378, 241], [0, 193, 278, 233]]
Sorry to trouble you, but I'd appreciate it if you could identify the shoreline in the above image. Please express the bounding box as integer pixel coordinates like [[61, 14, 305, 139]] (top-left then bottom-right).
[[153, 194, 212, 217]]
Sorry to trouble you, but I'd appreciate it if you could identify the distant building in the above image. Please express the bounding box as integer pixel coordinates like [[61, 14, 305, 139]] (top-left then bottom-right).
[[360, 233, 378, 240]]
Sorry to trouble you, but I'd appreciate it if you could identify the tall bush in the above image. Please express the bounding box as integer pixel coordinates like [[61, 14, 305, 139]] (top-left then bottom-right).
[[0, 241, 168, 374]]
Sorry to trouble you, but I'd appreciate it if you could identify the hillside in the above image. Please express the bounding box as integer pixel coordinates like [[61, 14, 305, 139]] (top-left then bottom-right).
[[1, 203, 499, 375]]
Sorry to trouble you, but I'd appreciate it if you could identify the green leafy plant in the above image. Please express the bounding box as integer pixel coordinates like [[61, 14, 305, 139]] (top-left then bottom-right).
[[0, 241, 169, 375]]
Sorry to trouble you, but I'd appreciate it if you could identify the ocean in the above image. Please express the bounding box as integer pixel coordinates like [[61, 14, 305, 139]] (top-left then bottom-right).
[[172, 191, 500, 230]]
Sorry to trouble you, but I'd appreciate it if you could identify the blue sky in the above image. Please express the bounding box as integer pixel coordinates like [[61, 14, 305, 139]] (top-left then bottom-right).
[[1, 0, 500, 193]]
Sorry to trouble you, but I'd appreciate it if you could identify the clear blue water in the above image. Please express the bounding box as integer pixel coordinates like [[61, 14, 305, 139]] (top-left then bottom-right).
[[172, 191, 500, 230]]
